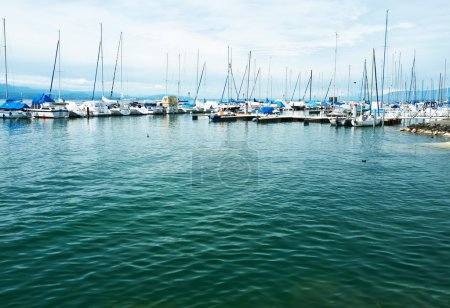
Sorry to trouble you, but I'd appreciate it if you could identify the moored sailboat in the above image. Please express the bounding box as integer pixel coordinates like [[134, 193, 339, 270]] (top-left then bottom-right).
[[80, 23, 111, 117], [0, 99, 31, 119], [29, 30, 69, 119], [0, 19, 31, 119]]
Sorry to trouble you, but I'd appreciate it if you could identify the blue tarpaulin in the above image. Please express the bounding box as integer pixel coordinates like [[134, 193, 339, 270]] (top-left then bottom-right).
[[182, 102, 195, 108], [6, 97, 23, 103], [32, 93, 54, 105], [258, 106, 275, 114], [0, 101, 30, 110], [272, 101, 285, 107]]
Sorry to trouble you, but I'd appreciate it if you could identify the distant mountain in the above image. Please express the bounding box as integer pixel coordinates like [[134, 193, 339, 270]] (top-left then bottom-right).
[[385, 88, 450, 102], [0, 84, 94, 100], [0, 84, 194, 101]]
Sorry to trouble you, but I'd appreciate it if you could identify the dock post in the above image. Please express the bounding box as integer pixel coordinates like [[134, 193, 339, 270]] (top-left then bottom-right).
[[87, 107, 90, 118]]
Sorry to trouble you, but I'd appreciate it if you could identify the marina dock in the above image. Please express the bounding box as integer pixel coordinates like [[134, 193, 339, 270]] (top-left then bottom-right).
[[206, 114, 403, 126]]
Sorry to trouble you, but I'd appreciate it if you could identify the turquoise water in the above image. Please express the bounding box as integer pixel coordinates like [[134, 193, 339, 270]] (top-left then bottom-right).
[[1, 115, 449, 307]]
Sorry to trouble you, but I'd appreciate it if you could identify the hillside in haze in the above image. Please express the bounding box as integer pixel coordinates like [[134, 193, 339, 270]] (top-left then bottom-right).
[[0, 84, 189, 101]]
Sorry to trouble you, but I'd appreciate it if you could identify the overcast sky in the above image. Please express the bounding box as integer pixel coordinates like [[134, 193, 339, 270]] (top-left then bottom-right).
[[2, 0, 450, 99]]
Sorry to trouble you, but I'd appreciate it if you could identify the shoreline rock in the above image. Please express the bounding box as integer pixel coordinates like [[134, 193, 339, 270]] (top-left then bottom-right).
[[400, 120, 450, 138]]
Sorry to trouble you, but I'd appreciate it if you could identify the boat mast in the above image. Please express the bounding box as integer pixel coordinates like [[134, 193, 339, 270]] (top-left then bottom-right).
[[237, 65, 247, 101], [246, 51, 251, 101], [298, 72, 301, 101], [249, 68, 261, 98], [370, 52, 374, 103], [408, 51, 416, 103], [3, 18, 8, 99], [58, 29, 61, 101], [110, 32, 122, 98], [193, 62, 206, 104], [439, 73, 442, 104], [285, 67, 288, 100], [227, 46, 231, 103], [49, 32, 60, 96], [266, 56, 271, 100], [101, 23, 104, 97], [120, 32, 123, 99], [290, 72, 300, 102], [177, 53, 180, 97], [196, 49, 199, 93], [347, 64, 351, 101], [92, 28, 101, 101], [333, 32, 337, 102], [373, 49, 379, 116], [381, 9, 389, 124], [421, 79, 424, 102], [203, 63, 206, 95], [445, 59, 447, 102], [165, 52, 168, 95]]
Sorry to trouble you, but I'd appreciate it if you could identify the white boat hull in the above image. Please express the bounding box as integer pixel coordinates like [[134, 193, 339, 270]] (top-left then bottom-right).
[[130, 107, 149, 115], [68, 110, 87, 118], [66, 102, 87, 118], [95, 109, 112, 117], [110, 108, 130, 116], [1, 110, 32, 119], [352, 117, 381, 127], [31, 108, 69, 119]]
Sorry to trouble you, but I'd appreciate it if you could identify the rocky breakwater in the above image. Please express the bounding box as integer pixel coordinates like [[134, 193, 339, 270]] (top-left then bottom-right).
[[400, 120, 450, 137]]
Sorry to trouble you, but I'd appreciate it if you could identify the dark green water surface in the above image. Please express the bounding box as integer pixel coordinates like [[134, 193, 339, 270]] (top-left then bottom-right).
[[1, 114, 449, 307]]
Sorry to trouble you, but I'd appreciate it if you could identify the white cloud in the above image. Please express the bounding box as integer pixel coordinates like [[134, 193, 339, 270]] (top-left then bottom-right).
[[1, 0, 450, 98]]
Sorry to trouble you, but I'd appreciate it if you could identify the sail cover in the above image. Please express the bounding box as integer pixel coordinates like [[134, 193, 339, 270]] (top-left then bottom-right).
[[0, 101, 30, 109], [32, 93, 55, 106]]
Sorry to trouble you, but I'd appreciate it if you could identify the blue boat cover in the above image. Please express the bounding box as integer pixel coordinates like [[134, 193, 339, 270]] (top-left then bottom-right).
[[230, 99, 245, 104], [305, 101, 318, 107], [32, 93, 54, 105], [259, 106, 275, 114], [273, 101, 285, 107], [0, 101, 30, 109], [6, 97, 23, 103], [182, 102, 195, 108]]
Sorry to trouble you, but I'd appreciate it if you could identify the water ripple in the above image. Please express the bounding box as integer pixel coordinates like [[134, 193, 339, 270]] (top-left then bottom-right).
[[1, 115, 449, 307]]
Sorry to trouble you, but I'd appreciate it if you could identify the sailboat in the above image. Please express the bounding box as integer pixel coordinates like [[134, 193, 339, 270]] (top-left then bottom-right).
[[107, 32, 131, 116], [0, 18, 31, 119], [80, 23, 111, 117], [30, 30, 69, 119], [351, 57, 381, 127]]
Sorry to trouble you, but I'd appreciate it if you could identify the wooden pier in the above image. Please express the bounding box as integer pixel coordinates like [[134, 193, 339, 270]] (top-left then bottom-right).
[[206, 114, 402, 126], [255, 116, 330, 124], [207, 114, 330, 123]]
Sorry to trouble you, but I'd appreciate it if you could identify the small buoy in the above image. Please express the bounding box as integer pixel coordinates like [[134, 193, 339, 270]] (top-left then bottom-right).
[[362, 160, 367, 163], [147, 134, 149, 138]]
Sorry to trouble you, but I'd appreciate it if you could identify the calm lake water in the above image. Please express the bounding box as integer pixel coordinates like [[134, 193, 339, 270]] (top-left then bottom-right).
[[1, 114, 449, 307]]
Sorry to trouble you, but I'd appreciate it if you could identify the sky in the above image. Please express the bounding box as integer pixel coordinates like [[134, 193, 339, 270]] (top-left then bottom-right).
[[2, 0, 450, 100]]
